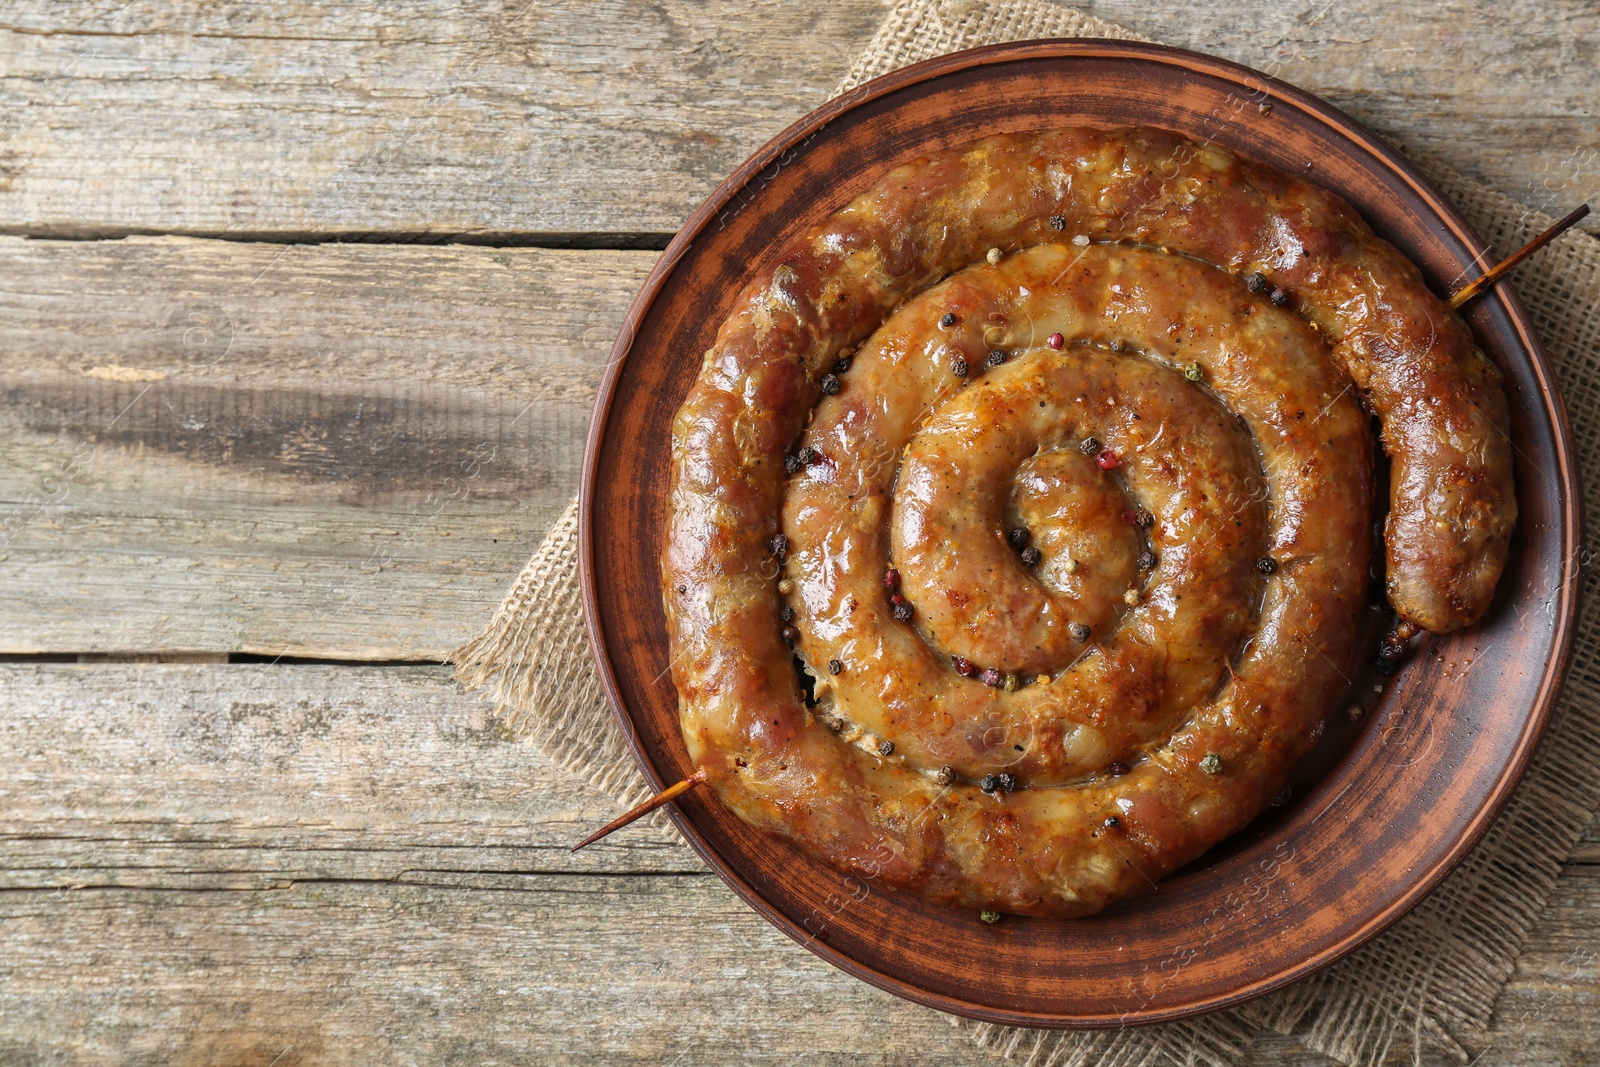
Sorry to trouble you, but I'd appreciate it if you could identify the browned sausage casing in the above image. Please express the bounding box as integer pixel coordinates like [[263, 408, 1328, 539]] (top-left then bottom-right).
[[661, 126, 1515, 917]]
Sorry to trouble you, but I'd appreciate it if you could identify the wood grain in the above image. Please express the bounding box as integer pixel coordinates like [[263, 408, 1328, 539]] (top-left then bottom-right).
[[0, 235, 645, 657], [0, 2, 1595, 240], [0, 663, 1594, 1065]]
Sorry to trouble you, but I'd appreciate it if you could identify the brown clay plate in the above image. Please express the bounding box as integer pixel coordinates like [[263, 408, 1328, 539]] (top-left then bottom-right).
[[579, 40, 1580, 1027]]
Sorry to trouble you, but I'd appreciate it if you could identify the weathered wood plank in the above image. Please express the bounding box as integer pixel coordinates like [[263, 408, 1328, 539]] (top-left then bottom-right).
[[0, 1, 1595, 239], [0, 664, 694, 884], [0, 869, 1591, 1066], [0, 236, 643, 657], [0, 663, 1593, 1065]]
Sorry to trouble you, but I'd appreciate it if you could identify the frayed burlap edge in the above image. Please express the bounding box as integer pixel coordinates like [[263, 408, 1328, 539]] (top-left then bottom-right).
[[453, 3, 1600, 1065], [450, 501, 662, 818]]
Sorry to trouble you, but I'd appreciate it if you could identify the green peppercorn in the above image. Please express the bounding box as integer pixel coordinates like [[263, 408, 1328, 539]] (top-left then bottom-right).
[[1184, 362, 1204, 382], [1199, 753, 1223, 775], [1002, 673, 1020, 693], [979, 909, 1002, 923]]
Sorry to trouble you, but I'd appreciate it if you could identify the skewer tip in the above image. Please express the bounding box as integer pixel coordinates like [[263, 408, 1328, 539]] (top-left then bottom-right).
[[570, 769, 707, 852], [1448, 203, 1590, 310]]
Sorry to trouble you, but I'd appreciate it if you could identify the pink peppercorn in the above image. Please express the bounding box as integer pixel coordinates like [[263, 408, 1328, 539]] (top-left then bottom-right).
[[1096, 448, 1121, 471], [1046, 332, 1064, 350]]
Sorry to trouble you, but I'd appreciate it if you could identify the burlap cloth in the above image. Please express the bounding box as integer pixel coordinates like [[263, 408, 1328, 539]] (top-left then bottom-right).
[[453, 3, 1600, 1063]]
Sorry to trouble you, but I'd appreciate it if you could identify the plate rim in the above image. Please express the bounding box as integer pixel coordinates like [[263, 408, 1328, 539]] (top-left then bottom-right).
[[578, 38, 1583, 1027]]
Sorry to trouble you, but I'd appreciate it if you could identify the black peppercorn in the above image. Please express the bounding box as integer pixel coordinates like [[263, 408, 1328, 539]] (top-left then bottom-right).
[[936, 765, 956, 787], [1133, 508, 1154, 528], [1020, 546, 1042, 567], [1049, 214, 1066, 231], [1008, 527, 1031, 548], [892, 601, 914, 622], [985, 349, 1008, 369], [1079, 436, 1101, 456], [796, 446, 820, 466], [1375, 625, 1412, 674], [996, 772, 1017, 792], [980, 774, 1000, 794], [781, 624, 799, 645], [951, 355, 969, 378], [779, 606, 794, 623], [828, 658, 843, 676], [951, 655, 976, 678], [769, 533, 789, 561], [1257, 556, 1279, 575], [819, 373, 840, 396], [939, 312, 957, 328], [979, 667, 1003, 687], [833, 355, 852, 374], [1108, 760, 1130, 776], [784, 453, 802, 475], [1137, 549, 1158, 570], [1270, 287, 1290, 307], [878, 739, 894, 757], [1104, 815, 1121, 828], [1069, 622, 1091, 642], [1377, 629, 1410, 661], [1245, 271, 1269, 293]]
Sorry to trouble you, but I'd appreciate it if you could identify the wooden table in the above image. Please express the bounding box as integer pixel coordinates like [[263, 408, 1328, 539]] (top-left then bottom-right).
[[1, 3, 1595, 1063]]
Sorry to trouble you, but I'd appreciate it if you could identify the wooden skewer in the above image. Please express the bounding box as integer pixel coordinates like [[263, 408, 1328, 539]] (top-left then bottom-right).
[[570, 769, 708, 852], [1448, 204, 1590, 310]]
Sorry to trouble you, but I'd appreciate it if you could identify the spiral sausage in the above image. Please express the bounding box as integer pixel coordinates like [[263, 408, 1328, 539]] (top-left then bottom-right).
[[662, 126, 1515, 916]]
